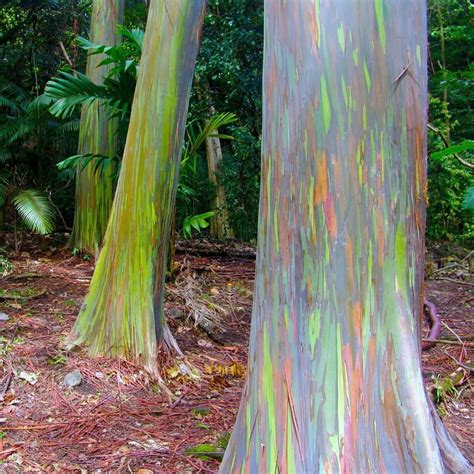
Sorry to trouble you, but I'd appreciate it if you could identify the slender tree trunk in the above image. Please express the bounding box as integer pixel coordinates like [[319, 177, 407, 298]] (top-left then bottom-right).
[[70, 0, 124, 255], [206, 107, 234, 240], [207, 131, 234, 240], [67, 0, 206, 374], [221, 1, 470, 472], [436, 1, 450, 144], [0, 205, 5, 245]]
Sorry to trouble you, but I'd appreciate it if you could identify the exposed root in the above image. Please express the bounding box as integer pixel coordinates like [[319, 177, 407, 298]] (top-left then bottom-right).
[[422, 300, 442, 351]]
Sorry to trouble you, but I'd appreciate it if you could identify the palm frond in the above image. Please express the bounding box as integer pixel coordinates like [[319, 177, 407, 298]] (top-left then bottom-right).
[[45, 71, 107, 118], [0, 181, 7, 207], [118, 26, 144, 53], [0, 95, 21, 113], [27, 93, 54, 112], [185, 112, 237, 161], [56, 119, 81, 133], [0, 117, 33, 145], [12, 189, 55, 235], [0, 149, 11, 163]]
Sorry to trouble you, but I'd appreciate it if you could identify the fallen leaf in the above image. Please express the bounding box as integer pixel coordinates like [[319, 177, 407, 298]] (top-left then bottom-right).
[[18, 371, 38, 385]]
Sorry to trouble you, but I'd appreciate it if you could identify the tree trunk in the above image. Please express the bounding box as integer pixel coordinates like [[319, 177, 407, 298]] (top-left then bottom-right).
[[0, 204, 5, 245], [221, 1, 470, 472], [69, 0, 123, 255], [67, 0, 206, 375], [206, 107, 234, 240]]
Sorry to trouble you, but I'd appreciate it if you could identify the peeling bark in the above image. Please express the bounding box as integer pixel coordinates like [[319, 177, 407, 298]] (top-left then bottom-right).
[[67, 0, 206, 374], [221, 1, 470, 472], [70, 0, 124, 255]]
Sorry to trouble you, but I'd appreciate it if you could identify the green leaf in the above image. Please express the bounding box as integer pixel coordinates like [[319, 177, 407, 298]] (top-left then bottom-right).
[[185, 443, 224, 461], [430, 140, 474, 160], [181, 211, 215, 238], [463, 187, 474, 210], [12, 190, 55, 235]]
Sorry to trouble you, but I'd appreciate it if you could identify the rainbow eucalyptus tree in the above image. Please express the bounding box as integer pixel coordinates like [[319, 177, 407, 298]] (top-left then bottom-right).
[[221, 1, 470, 472], [71, 0, 124, 254], [67, 0, 207, 373]]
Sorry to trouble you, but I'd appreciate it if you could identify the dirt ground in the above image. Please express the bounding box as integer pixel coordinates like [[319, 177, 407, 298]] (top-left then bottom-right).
[[0, 241, 472, 472]]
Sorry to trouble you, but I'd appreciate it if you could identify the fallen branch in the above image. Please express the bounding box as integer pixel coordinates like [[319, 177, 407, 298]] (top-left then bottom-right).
[[4, 273, 41, 281], [422, 338, 474, 348], [0, 289, 47, 300], [437, 277, 474, 288], [176, 240, 256, 259]]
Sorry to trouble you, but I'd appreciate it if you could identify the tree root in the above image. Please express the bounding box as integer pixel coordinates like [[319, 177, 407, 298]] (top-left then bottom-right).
[[422, 300, 442, 351]]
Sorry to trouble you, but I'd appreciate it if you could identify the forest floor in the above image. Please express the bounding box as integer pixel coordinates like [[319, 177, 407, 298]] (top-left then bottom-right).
[[0, 238, 472, 472]]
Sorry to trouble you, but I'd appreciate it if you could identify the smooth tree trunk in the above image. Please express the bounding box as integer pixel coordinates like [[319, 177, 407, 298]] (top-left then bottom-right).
[[221, 1, 470, 472], [70, 0, 123, 255], [206, 108, 234, 240], [67, 0, 206, 374]]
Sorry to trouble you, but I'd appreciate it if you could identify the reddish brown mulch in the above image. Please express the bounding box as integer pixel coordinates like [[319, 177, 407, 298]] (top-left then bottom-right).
[[0, 245, 472, 472]]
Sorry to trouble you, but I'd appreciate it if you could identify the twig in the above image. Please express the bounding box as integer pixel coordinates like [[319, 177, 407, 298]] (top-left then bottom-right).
[[441, 321, 464, 345], [422, 338, 474, 348], [437, 277, 474, 287], [0, 373, 12, 401], [59, 41, 73, 67], [432, 262, 468, 274], [443, 351, 474, 374], [428, 123, 474, 169]]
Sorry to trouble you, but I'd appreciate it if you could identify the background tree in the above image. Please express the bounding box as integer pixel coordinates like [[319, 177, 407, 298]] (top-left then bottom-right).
[[67, 0, 207, 374], [427, 0, 473, 244], [69, 0, 124, 254], [206, 107, 234, 240], [185, 0, 264, 242], [221, 1, 470, 472], [0, 0, 87, 240]]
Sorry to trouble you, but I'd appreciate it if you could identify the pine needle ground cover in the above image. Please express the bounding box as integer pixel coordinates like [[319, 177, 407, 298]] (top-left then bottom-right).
[[0, 241, 472, 471]]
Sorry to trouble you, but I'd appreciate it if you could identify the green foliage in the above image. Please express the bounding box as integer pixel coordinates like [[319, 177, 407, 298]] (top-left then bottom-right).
[[432, 375, 459, 405], [0, 0, 471, 245], [463, 187, 474, 209], [0, 254, 14, 277], [189, 0, 264, 241], [12, 189, 55, 234], [427, 0, 474, 244], [182, 211, 215, 238], [57, 153, 120, 179], [185, 443, 219, 461], [430, 141, 474, 160], [45, 27, 142, 121], [47, 30, 238, 239]]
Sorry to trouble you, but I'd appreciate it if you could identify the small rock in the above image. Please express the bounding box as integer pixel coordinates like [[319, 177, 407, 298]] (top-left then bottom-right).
[[168, 308, 185, 320], [0, 312, 9, 321], [197, 339, 213, 348], [63, 369, 82, 388]]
